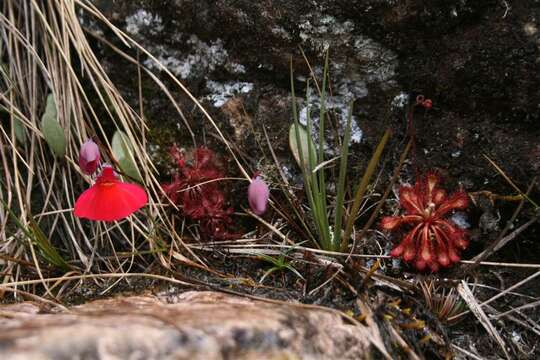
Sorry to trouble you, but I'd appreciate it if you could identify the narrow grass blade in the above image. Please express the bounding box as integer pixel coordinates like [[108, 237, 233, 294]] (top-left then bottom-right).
[[304, 82, 331, 249], [333, 102, 353, 250], [259, 267, 280, 284], [27, 217, 71, 272], [1, 200, 70, 271], [291, 58, 326, 249], [484, 155, 539, 209], [12, 115, 26, 144], [284, 263, 305, 280], [342, 128, 391, 250], [353, 138, 412, 247], [457, 281, 511, 359]]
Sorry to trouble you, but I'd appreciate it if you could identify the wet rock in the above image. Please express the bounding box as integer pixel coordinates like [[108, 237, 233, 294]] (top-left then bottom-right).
[[0, 291, 374, 359]]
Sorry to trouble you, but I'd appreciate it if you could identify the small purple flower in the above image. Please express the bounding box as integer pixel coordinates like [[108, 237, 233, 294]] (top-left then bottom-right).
[[79, 139, 100, 175], [248, 176, 270, 215]]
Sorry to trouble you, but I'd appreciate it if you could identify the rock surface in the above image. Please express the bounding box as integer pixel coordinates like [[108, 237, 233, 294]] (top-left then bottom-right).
[[0, 291, 375, 359], [89, 0, 539, 202], [87, 0, 540, 258]]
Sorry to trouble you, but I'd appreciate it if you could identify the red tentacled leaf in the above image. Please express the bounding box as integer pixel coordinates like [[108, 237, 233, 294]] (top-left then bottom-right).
[[380, 172, 470, 272]]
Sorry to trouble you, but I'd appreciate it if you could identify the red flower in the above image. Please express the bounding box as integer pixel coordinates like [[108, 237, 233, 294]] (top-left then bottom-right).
[[380, 173, 469, 271], [74, 166, 148, 221]]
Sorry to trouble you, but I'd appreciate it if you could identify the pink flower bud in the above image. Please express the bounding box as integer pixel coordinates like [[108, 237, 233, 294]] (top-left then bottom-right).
[[79, 139, 100, 175], [248, 176, 269, 215]]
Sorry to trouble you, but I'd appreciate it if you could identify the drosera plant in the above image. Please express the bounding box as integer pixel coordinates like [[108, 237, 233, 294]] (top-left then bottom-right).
[[289, 51, 391, 252], [378, 95, 472, 272], [380, 171, 470, 272], [162, 145, 236, 240]]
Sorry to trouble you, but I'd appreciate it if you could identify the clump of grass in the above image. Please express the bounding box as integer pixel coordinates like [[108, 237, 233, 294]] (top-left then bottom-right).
[[289, 51, 390, 252], [419, 280, 465, 325], [0, 0, 195, 294], [258, 249, 304, 285]]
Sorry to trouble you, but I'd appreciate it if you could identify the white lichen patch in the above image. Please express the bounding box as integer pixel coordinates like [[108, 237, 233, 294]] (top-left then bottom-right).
[[226, 62, 247, 74], [293, 14, 399, 153], [296, 65, 366, 153], [205, 80, 253, 107], [451, 212, 470, 229], [143, 35, 230, 80], [298, 14, 398, 86], [353, 36, 398, 86], [298, 94, 363, 149], [392, 92, 409, 109], [299, 15, 355, 52], [271, 26, 292, 40], [298, 14, 398, 83], [125, 10, 164, 36]]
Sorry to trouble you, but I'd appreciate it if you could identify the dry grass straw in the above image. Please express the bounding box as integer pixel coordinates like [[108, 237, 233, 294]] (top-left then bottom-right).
[[0, 0, 222, 297]]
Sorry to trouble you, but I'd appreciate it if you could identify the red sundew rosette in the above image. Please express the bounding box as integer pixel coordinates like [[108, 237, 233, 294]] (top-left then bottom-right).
[[74, 166, 148, 221], [380, 173, 469, 272]]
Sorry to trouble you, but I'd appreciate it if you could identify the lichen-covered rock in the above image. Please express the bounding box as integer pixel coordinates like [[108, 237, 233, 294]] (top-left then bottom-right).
[[87, 0, 539, 257], [90, 0, 539, 188], [0, 291, 375, 359]]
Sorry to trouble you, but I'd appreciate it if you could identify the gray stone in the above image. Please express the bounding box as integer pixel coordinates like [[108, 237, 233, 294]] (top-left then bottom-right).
[[0, 291, 375, 359]]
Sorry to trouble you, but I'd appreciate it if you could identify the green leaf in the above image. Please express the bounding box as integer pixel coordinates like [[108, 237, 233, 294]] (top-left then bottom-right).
[[40, 94, 66, 157], [28, 217, 71, 271], [289, 123, 317, 171], [112, 130, 142, 182], [333, 102, 353, 250], [12, 115, 26, 144], [342, 128, 391, 250]]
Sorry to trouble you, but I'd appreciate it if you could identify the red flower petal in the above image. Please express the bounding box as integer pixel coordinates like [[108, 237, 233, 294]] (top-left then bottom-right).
[[75, 167, 148, 221]]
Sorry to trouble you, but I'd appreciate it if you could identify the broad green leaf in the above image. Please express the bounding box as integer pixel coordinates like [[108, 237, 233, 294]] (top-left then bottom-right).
[[40, 94, 66, 157], [12, 115, 26, 144], [112, 130, 142, 182], [44, 93, 57, 118], [289, 123, 317, 171]]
